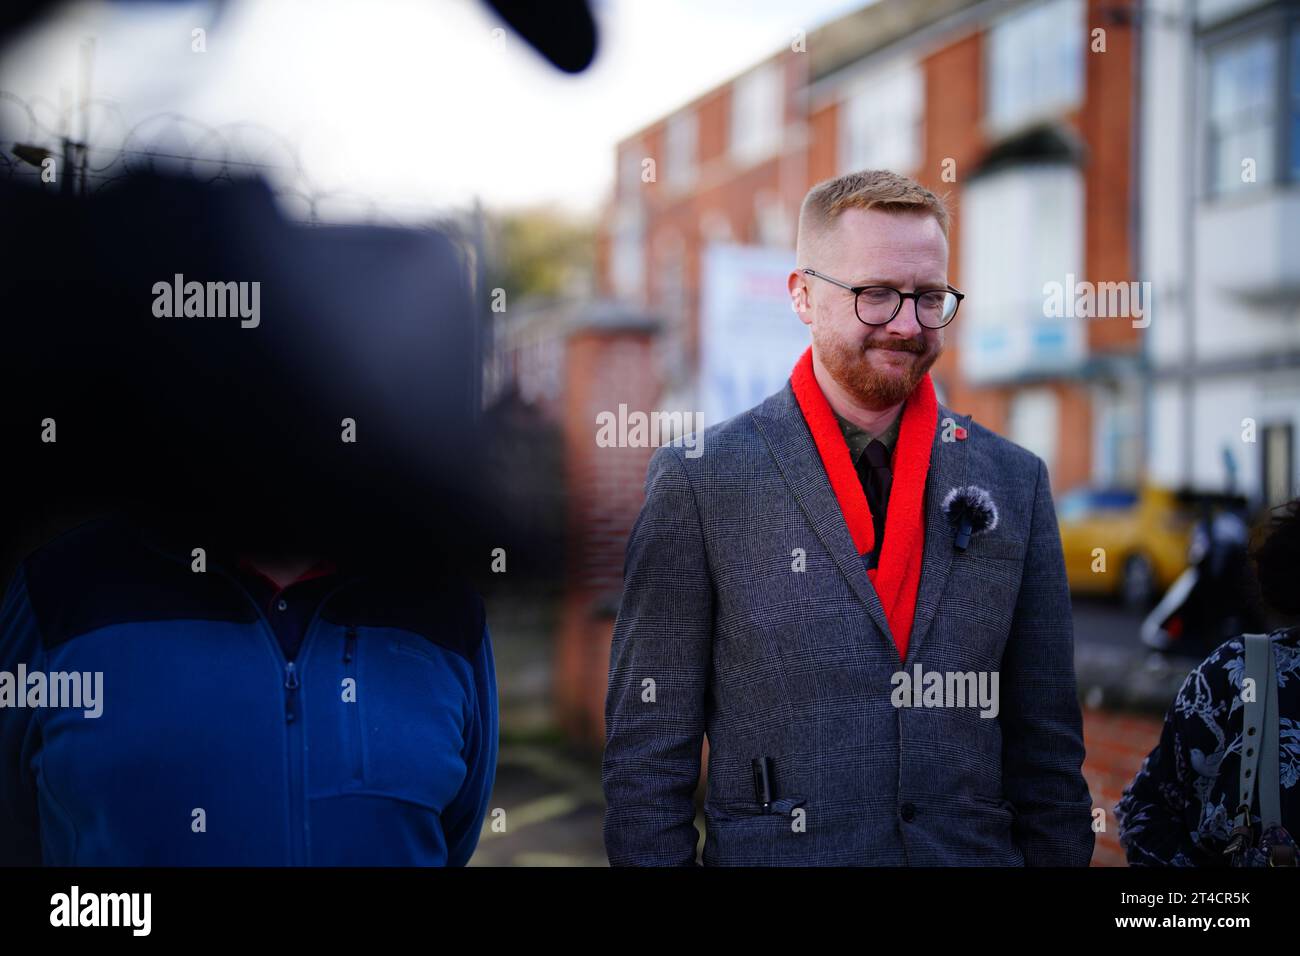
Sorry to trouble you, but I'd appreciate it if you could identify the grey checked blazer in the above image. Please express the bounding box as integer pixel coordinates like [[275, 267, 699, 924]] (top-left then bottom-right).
[[601, 379, 1095, 866]]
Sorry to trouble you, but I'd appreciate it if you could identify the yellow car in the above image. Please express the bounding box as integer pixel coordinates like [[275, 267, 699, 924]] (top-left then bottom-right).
[[1055, 486, 1194, 608]]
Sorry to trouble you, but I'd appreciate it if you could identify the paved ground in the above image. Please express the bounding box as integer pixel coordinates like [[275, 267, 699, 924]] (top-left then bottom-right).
[[1084, 708, 1164, 867], [471, 743, 607, 867], [1071, 595, 1203, 715]]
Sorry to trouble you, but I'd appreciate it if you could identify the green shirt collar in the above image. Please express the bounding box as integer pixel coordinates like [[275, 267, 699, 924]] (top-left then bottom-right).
[[833, 407, 902, 465]]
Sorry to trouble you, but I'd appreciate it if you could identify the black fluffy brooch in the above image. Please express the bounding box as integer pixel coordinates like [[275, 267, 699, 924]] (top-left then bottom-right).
[[941, 485, 999, 552]]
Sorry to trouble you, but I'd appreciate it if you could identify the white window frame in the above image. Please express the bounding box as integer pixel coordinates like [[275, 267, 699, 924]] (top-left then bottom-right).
[[730, 61, 783, 167], [1199, 5, 1300, 198], [664, 110, 697, 192], [986, 0, 1085, 134], [839, 58, 924, 175], [958, 162, 1086, 384]]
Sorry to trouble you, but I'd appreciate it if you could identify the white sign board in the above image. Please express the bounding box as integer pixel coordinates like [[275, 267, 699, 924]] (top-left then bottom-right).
[[699, 242, 808, 426]]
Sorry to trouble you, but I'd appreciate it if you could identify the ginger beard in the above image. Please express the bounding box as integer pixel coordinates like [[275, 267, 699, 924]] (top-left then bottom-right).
[[812, 317, 942, 411]]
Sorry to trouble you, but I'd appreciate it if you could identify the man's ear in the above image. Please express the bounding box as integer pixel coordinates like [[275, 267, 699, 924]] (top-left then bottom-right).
[[788, 272, 813, 325]]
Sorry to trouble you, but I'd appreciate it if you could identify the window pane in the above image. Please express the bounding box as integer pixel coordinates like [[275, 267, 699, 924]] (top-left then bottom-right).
[[730, 62, 782, 166], [1215, 126, 1273, 192], [987, 0, 1084, 130], [1206, 32, 1278, 193], [958, 164, 1085, 384], [842, 61, 923, 173], [665, 111, 696, 189]]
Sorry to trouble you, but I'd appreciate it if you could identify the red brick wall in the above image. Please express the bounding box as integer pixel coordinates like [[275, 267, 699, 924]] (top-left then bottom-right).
[[1083, 0, 1140, 357], [1055, 380, 1093, 492], [697, 86, 729, 167], [554, 330, 661, 741], [807, 101, 838, 188], [918, 29, 986, 198]]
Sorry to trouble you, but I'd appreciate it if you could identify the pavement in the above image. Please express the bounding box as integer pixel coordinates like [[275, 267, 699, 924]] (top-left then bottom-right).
[[471, 742, 608, 866], [1070, 595, 1202, 716]]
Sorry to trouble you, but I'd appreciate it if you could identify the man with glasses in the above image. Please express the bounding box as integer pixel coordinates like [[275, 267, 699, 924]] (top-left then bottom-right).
[[603, 168, 1093, 866]]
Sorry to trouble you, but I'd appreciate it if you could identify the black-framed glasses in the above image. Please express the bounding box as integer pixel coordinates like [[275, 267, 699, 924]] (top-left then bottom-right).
[[800, 268, 964, 329]]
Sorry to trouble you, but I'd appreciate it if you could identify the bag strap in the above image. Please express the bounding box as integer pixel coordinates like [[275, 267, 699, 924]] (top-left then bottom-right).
[[1260, 635, 1282, 829], [1235, 633, 1280, 832]]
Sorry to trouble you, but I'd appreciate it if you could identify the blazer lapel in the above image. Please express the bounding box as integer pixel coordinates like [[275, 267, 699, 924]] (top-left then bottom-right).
[[751, 384, 895, 646], [903, 403, 971, 667]]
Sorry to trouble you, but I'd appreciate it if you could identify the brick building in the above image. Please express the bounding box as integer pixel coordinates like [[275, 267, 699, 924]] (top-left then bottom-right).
[[596, 0, 1142, 492]]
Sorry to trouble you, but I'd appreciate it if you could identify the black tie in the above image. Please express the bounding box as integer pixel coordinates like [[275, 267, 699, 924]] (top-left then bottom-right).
[[857, 439, 892, 569]]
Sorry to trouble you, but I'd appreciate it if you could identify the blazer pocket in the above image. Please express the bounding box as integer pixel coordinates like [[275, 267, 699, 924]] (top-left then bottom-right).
[[712, 795, 807, 817], [959, 535, 1024, 564]]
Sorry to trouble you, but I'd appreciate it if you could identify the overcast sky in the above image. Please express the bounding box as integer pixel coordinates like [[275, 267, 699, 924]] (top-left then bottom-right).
[[0, 0, 868, 221]]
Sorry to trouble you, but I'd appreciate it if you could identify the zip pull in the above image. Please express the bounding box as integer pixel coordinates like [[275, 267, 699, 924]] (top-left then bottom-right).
[[343, 625, 357, 664], [284, 661, 300, 723]]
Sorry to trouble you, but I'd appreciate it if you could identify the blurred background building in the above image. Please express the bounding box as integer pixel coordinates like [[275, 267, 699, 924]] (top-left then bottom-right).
[[595, 0, 1142, 493], [1140, 0, 1300, 509]]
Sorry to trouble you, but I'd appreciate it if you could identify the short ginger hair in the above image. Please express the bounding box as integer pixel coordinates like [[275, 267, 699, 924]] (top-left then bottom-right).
[[796, 169, 950, 266]]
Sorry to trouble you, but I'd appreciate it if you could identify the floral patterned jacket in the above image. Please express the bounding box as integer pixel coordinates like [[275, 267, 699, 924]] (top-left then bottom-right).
[[1116, 626, 1300, 866]]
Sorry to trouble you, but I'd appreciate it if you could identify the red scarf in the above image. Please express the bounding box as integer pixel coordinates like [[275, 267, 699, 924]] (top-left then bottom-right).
[[790, 346, 937, 661]]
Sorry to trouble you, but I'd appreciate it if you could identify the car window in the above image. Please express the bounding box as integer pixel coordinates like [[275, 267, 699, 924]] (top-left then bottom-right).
[[1057, 489, 1138, 521], [1057, 491, 1091, 522], [1092, 490, 1139, 511]]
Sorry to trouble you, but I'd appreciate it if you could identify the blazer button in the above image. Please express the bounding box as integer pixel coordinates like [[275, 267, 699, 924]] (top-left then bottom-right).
[[900, 802, 916, 822]]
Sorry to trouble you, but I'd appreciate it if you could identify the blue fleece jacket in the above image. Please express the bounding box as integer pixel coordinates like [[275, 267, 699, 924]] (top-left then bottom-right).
[[0, 520, 497, 866]]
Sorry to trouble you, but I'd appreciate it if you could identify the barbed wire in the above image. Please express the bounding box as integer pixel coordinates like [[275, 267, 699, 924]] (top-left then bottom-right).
[[0, 91, 466, 230]]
